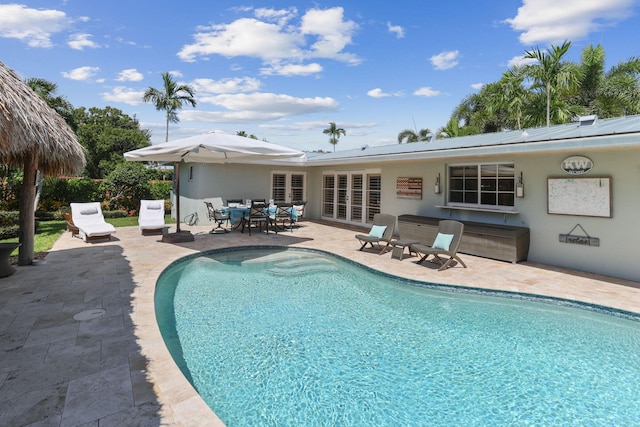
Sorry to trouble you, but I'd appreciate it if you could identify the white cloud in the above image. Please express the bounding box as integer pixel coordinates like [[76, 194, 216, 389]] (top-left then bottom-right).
[[261, 120, 377, 131], [507, 55, 538, 67], [367, 88, 390, 98], [67, 33, 99, 50], [190, 77, 262, 94], [254, 7, 297, 25], [116, 69, 144, 82], [102, 86, 145, 105], [430, 50, 460, 70], [301, 7, 360, 64], [177, 7, 360, 65], [367, 88, 403, 98], [413, 87, 441, 97], [0, 4, 71, 47], [178, 18, 304, 62], [183, 92, 339, 122], [261, 62, 323, 76], [387, 22, 405, 39], [61, 66, 100, 81], [471, 83, 485, 90], [504, 0, 634, 45]]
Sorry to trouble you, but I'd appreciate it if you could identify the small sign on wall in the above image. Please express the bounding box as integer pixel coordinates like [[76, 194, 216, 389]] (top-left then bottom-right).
[[396, 177, 422, 199]]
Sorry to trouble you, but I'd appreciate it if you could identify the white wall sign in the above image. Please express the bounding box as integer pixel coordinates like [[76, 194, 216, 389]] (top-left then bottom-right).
[[561, 156, 593, 175]]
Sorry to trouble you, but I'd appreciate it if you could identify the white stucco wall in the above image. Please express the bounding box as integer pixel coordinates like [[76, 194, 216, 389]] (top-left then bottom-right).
[[304, 150, 640, 282], [173, 162, 308, 227], [172, 148, 640, 282]]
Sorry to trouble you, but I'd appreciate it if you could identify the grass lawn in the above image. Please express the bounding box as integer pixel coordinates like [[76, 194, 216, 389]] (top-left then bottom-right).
[[1, 215, 175, 256]]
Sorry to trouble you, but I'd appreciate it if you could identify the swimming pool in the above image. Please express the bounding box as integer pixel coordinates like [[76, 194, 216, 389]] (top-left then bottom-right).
[[156, 246, 640, 426]]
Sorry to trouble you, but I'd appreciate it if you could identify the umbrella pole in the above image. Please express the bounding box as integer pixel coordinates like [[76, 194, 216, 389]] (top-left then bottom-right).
[[174, 161, 181, 233], [162, 160, 194, 242]]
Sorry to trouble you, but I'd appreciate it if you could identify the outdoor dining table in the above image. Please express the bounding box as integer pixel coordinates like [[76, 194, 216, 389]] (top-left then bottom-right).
[[222, 205, 297, 230]]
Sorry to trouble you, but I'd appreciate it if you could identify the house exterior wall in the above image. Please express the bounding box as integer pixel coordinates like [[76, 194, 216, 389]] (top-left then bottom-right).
[[173, 148, 640, 282], [174, 162, 305, 227], [305, 149, 640, 282]]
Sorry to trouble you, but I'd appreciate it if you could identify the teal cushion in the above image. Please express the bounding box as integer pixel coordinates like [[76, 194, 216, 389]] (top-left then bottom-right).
[[368, 225, 387, 239], [433, 233, 454, 250]]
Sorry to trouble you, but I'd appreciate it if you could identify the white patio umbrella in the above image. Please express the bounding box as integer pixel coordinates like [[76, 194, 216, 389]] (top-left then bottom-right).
[[124, 132, 305, 239]]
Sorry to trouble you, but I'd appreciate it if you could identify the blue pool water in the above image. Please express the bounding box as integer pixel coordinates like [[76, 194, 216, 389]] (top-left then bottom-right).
[[155, 247, 640, 426]]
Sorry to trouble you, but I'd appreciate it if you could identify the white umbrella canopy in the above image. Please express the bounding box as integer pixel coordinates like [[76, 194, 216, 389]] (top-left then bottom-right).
[[124, 131, 305, 163], [124, 132, 305, 239]]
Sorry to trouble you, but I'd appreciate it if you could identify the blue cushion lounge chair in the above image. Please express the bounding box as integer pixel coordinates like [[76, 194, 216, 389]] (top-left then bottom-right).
[[410, 220, 467, 270], [355, 213, 396, 254]]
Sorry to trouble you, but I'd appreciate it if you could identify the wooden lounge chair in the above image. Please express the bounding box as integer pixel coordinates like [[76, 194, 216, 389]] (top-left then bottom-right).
[[355, 213, 396, 254], [410, 220, 467, 270], [138, 199, 166, 234], [70, 202, 116, 242], [63, 212, 79, 237]]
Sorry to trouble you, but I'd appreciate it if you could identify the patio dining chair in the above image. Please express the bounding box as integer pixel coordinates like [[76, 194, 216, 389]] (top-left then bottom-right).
[[273, 203, 294, 233], [205, 197, 230, 233], [242, 200, 270, 236]]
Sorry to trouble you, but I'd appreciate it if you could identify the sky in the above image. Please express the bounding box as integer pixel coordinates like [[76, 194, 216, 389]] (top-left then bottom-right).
[[1, 0, 638, 152]]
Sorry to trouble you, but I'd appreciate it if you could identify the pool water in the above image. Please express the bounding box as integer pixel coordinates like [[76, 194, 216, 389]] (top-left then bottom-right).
[[155, 247, 640, 426]]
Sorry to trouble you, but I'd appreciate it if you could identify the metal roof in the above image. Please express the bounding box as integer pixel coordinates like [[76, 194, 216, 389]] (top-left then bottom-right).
[[304, 115, 640, 166]]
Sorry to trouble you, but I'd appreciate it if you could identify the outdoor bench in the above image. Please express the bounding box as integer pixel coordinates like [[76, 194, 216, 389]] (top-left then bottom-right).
[[397, 214, 530, 263]]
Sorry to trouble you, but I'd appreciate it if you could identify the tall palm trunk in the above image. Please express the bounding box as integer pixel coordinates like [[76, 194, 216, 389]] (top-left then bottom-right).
[[18, 155, 38, 265]]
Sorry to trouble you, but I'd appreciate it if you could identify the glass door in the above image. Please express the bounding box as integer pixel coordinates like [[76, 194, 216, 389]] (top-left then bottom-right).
[[271, 172, 306, 204], [323, 171, 374, 225]]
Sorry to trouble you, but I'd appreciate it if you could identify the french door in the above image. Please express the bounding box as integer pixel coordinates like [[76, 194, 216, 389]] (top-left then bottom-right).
[[271, 171, 306, 203], [322, 170, 381, 225]]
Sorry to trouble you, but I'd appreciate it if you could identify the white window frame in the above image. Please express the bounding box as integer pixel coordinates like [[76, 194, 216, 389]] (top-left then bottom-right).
[[447, 162, 515, 211]]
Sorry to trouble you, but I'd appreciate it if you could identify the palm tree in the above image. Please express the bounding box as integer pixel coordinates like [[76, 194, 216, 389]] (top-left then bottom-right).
[[596, 56, 640, 117], [523, 41, 581, 127], [143, 72, 197, 142], [496, 66, 530, 130], [25, 78, 76, 130], [438, 117, 461, 138], [323, 122, 346, 152], [397, 128, 432, 143], [576, 45, 640, 117]]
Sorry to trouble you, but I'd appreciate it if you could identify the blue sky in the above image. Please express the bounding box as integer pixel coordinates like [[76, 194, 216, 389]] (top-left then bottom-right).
[[1, 0, 638, 151]]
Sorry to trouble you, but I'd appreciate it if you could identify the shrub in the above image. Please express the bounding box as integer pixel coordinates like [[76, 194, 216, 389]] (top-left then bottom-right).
[[0, 225, 19, 240], [103, 210, 129, 219], [149, 180, 172, 200], [103, 163, 152, 211], [0, 211, 19, 227]]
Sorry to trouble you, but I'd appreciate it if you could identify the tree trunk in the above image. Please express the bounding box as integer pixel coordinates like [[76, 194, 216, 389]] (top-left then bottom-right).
[[18, 155, 38, 266]]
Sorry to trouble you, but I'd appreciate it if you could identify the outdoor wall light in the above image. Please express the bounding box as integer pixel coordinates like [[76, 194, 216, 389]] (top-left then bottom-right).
[[434, 173, 441, 194], [516, 172, 524, 198]]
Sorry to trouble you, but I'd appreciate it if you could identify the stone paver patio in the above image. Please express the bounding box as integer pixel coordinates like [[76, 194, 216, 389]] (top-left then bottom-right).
[[1, 221, 639, 426]]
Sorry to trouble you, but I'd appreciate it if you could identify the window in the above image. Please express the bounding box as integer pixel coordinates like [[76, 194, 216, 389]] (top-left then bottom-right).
[[448, 163, 515, 209]]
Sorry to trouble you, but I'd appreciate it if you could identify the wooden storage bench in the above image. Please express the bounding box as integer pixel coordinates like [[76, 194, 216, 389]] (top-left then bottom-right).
[[397, 215, 530, 263]]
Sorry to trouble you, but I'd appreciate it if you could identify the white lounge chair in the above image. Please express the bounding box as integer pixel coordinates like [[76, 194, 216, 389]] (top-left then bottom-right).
[[138, 199, 166, 234], [70, 202, 116, 242]]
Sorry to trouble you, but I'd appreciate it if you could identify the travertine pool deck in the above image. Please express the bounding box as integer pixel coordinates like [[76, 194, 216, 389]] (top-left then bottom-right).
[[1, 221, 639, 426]]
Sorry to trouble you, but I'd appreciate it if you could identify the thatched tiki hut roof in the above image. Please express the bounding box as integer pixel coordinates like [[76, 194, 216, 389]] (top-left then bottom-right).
[[0, 60, 86, 266]]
